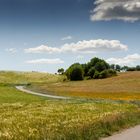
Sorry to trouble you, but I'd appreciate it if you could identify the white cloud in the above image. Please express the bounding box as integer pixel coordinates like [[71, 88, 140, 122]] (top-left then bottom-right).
[[5, 48, 17, 53], [25, 39, 128, 54], [61, 39, 128, 53], [25, 45, 61, 54], [25, 58, 64, 64], [61, 36, 72, 41], [91, 0, 140, 22], [106, 53, 140, 66]]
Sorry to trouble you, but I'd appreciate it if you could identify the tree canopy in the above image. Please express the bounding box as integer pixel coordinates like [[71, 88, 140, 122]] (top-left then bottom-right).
[[65, 57, 116, 81]]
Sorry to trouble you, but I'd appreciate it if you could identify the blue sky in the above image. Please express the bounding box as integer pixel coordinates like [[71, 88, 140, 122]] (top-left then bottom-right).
[[0, 0, 140, 73]]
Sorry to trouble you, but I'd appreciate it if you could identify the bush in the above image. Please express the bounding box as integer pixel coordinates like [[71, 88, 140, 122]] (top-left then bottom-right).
[[90, 57, 101, 67], [66, 64, 84, 81], [116, 65, 121, 71], [99, 69, 117, 79], [88, 67, 96, 78], [57, 68, 64, 75], [108, 69, 117, 76], [136, 65, 140, 71], [99, 70, 109, 79], [81, 64, 89, 76], [95, 61, 109, 72], [127, 67, 136, 71], [93, 71, 100, 79]]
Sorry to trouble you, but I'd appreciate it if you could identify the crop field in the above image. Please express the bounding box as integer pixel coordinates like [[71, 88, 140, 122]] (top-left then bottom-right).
[[30, 72, 140, 101], [0, 71, 140, 140]]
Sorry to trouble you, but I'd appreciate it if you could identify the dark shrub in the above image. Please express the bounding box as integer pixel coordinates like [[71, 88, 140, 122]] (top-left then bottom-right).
[[66, 64, 84, 81], [95, 61, 107, 72], [127, 67, 136, 71], [88, 67, 96, 78], [57, 68, 64, 75], [81, 64, 89, 76], [99, 69, 117, 79], [121, 66, 129, 71], [108, 69, 117, 76], [93, 71, 100, 79], [90, 57, 101, 67], [116, 65, 121, 71], [136, 65, 140, 71], [99, 70, 109, 79], [110, 64, 115, 70]]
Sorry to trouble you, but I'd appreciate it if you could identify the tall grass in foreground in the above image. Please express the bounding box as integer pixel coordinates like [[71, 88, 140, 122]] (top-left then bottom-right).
[[0, 71, 140, 140], [0, 100, 140, 139], [0, 85, 140, 140]]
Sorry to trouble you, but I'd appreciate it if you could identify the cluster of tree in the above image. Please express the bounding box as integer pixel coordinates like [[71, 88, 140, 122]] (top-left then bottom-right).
[[110, 64, 140, 72], [57, 68, 64, 75], [57, 58, 139, 81], [65, 57, 117, 81]]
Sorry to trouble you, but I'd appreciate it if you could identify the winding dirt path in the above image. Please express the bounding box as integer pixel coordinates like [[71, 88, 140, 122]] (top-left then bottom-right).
[[16, 86, 70, 99], [102, 125, 140, 140]]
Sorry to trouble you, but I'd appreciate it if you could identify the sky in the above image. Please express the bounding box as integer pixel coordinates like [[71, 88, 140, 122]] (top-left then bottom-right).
[[0, 0, 140, 73]]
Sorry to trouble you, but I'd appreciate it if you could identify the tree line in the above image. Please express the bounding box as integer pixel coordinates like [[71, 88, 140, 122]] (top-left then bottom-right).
[[57, 57, 140, 81], [110, 64, 140, 72]]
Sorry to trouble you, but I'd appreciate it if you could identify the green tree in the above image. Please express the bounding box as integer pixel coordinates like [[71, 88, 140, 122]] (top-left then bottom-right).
[[93, 70, 100, 79], [57, 68, 64, 75], [99, 70, 109, 79], [110, 64, 115, 70], [121, 66, 129, 71], [81, 63, 89, 76], [136, 65, 140, 71], [116, 65, 121, 71], [66, 63, 84, 81], [95, 61, 107, 72], [88, 67, 96, 78]]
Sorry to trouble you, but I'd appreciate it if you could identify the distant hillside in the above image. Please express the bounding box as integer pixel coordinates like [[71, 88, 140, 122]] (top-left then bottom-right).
[[0, 71, 65, 85], [29, 71, 140, 101]]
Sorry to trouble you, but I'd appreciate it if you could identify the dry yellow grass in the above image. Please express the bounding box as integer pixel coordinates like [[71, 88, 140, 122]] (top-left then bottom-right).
[[30, 72, 140, 101]]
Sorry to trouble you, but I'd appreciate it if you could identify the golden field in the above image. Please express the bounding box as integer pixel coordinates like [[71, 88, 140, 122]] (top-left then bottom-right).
[[29, 72, 140, 101]]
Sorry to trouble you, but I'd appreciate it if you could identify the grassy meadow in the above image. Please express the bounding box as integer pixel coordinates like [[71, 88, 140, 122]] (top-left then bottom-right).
[[0, 71, 140, 140], [29, 71, 140, 101]]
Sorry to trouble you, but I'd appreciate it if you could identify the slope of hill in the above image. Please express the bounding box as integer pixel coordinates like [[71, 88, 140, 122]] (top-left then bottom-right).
[[29, 72, 140, 100], [0, 71, 65, 85]]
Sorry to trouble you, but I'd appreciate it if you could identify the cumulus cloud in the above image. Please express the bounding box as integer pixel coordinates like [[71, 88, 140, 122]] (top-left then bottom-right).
[[61, 39, 128, 53], [25, 45, 61, 54], [25, 58, 64, 64], [61, 36, 72, 41], [5, 48, 17, 53], [91, 0, 140, 22], [106, 53, 140, 66], [25, 39, 128, 54]]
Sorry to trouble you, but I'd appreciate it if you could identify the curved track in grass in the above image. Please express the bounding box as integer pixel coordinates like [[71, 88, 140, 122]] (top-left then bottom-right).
[[16, 86, 70, 100]]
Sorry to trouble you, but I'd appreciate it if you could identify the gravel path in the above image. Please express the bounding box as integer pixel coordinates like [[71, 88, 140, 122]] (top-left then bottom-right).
[[102, 125, 140, 140], [16, 86, 70, 99]]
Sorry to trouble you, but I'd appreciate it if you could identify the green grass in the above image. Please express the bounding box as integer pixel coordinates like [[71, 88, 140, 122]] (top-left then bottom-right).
[[0, 71, 140, 140], [0, 85, 45, 103]]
